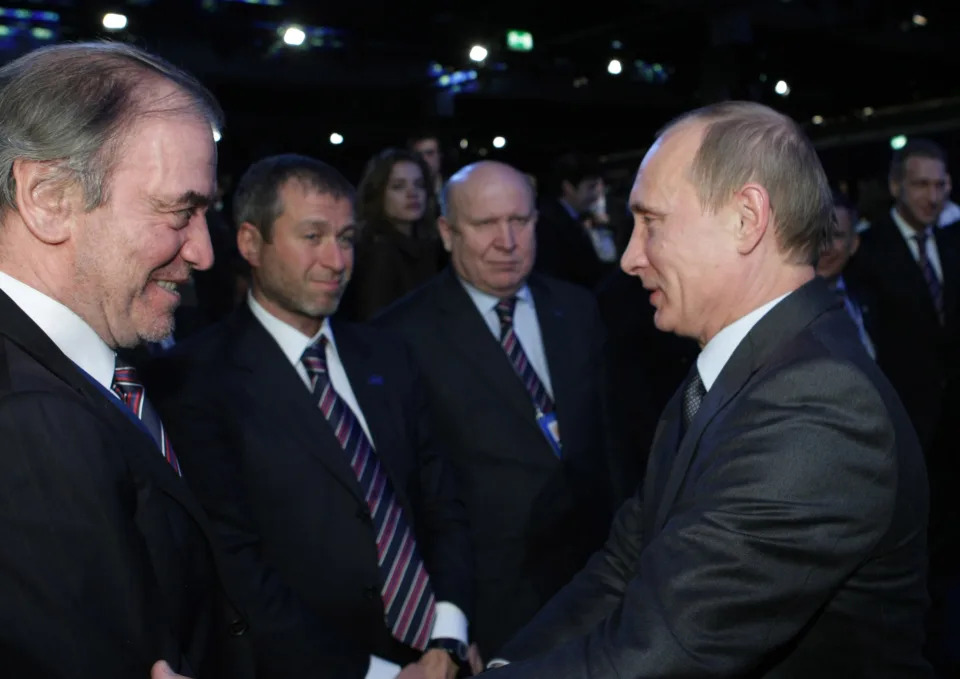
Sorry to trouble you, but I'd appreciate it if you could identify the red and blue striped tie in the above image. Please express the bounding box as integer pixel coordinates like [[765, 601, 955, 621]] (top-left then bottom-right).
[[494, 297, 560, 448], [111, 359, 182, 476], [301, 338, 436, 650]]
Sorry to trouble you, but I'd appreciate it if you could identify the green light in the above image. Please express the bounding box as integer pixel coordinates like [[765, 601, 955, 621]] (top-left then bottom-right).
[[506, 29, 533, 52], [0, 24, 10, 36], [31, 26, 52, 39]]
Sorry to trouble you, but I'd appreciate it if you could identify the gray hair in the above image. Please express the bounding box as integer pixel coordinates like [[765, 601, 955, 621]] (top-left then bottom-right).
[[0, 41, 223, 213], [233, 153, 355, 242], [660, 101, 833, 266]]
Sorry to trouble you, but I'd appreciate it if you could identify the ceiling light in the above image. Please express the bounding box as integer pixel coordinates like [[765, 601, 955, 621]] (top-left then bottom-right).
[[469, 45, 488, 62], [912, 13, 927, 26], [774, 79, 790, 96], [607, 59, 622, 75], [329, 132, 343, 145], [102, 13, 127, 30], [283, 25, 306, 46], [812, 115, 824, 125], [890, 135, 908, 150], [492, 136, 506, 149]]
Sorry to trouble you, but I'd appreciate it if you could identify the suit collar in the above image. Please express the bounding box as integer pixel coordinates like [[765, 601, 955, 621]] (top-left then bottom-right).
[[653, 277, 840, 531]]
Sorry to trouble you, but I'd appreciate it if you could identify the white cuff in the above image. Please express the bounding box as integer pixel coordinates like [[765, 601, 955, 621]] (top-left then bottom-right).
[[365, 655, 401, 679], [430, 601, 468, 643]]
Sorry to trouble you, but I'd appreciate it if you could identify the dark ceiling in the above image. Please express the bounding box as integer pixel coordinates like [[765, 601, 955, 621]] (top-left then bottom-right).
[[2, 0, 959, 179]]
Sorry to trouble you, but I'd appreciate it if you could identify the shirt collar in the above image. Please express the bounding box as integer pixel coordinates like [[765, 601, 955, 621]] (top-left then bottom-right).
[[458, 276, 532, 314], [558, 198, 580, 221], [696, 292, 790, 392], [247, 292, 334, 368], [0, 270, 116, 390], [891, 206, 933, 242]]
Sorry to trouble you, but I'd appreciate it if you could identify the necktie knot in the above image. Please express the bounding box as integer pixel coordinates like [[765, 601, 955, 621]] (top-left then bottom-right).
[[494, 297, 517, 337], [301, 337, 329, 388], [111, 360, 142, 397], [111, 355, 181, 476]]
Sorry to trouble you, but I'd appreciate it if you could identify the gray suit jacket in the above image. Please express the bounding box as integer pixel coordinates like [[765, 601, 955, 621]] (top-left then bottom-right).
[[492, 277, 932, 678]]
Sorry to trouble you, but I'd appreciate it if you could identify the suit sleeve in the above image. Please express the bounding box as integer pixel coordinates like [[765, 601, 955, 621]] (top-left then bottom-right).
[[0, 392, 173, 679], [491, 358, 900, 678], [156, 373, 369, 679], [403, 341, 474, 620]]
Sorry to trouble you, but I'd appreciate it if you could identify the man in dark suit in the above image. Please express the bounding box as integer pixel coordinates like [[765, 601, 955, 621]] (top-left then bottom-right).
[[0, 43, 249, 678], [487, 102, 931, 676], [150, 154, 475, 679], [845, 139, 960, 675], [375, 161, 615, 657], [533, 153, 616, 290]]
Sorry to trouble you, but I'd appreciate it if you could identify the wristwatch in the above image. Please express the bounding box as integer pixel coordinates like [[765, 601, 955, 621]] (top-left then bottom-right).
[[426, 637, 470, 673]]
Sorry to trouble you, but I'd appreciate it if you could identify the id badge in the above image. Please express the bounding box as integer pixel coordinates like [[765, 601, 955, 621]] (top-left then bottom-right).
[[536, 409, 563, 457]]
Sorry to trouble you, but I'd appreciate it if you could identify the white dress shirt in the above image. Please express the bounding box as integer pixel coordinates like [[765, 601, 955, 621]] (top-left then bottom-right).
[[459, 280, 554, 398], [247, 294, 467, 679], [697, 293, 790, 391], [891, 207, 943, 282], [0, 271, 118, 396]]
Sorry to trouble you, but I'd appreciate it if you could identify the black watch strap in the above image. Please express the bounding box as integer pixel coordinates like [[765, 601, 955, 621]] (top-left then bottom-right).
[[426, 637, 469, 667]]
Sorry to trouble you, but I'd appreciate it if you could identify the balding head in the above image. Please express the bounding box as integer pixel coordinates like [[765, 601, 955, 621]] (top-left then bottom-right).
[[441, 161, 535, 224], [438, 161, 538, 298]]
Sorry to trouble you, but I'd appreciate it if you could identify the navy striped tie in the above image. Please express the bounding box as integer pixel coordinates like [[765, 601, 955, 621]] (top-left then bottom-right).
[[301, 338, 436, 650], [112, 359, 182, 476], [914, 230, 945, 325]]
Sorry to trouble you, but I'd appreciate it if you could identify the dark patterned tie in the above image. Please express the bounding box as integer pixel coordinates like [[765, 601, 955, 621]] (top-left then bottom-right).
[[301, 338, 436, 650], [111, 359, 182, 476], [914, 230, 945, 325], [494, 297, 557, 420], [681, 368, 706, 433]]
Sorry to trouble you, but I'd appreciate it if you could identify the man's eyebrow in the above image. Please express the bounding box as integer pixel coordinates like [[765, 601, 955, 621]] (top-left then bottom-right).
[[629, 200, 666, 217], [151, 191, 214, 211]]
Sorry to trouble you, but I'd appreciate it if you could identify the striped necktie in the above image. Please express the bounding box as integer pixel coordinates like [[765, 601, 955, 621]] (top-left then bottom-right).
[[681, 368, 705, 434], [301, 337, 436, 650], [914, 230, 945, 325], [111, 359, 182, 476], [494, 297, 557, 419]]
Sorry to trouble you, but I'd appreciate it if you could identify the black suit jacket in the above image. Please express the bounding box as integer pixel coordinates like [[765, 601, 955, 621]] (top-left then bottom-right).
[[845, 213, 960, 451], [0, 290, 250, 679], [493, 278, 932, 677], [375, 269, 615, 655], [148, 305, 472, 678], [534, 198, 613, 290]]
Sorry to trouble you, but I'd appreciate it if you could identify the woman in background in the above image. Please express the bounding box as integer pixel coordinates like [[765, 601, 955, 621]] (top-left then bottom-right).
[[340, 148, 443, 321]]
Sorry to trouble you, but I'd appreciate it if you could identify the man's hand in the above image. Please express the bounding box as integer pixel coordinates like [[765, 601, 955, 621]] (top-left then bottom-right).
[[467, 643, 484, 675], [397, 661, 430, 679], [151, 660, 192, 679], [418, 648, 457, 679]]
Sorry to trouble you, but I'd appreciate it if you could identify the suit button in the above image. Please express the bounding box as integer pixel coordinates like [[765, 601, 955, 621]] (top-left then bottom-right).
[[356, 506, 372, 523], [363, 585, 378, 600], [229, 619, 249, 637]]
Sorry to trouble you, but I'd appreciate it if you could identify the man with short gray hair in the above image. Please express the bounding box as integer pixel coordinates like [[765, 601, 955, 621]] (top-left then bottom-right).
[[488, 101, 931, 676], [0, 43, 249, 678]]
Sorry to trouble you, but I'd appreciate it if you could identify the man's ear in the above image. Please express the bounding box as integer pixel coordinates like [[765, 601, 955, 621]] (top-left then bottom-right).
[[733, 183, 770, 255], [12, 158, 81, 244], [236, 222, 264, 268], [436, 216, 454, 253]]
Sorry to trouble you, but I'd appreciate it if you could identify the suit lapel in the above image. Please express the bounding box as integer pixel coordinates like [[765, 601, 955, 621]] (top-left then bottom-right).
[[877, 217, 941, 321], [642, 388, 682, 542], [226, 307, 365, 505], [935, 228, 959, 324], [652, 278, 841, 532], [0, 290, 247, 616], [433, 269, 540, 425], [330, 319, 416, 518]]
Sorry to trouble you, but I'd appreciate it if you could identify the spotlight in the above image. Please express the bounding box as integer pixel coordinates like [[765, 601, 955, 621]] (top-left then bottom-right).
[[283, 25, 306, 46], [912, 13, 927, 26], [102, 13, 127, 30], [812, 115, 824, 125], [607, 59, 622, 75], [774, 80, 790, 96], [469, 45, 488, 62], [492, 136, 506, 149], [890, 135, 908, 150], [329, 132, 344, 145], [459, 139, 469, 149]]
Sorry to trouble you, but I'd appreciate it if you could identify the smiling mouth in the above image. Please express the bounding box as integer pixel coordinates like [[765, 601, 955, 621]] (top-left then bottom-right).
[[155, 280, 180, 293]]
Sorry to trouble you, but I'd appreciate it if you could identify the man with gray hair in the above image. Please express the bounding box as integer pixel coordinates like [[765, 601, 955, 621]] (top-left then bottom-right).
[[0, 43, 249, 678], [487, 102, 931, 676]]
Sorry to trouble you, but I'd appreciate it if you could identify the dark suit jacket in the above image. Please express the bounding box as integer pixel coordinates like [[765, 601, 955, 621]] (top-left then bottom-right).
[[493, 278, 932, 677], [845, 213, 960, 452], [375, 269, 615, 655], [0, 290, 250, 679], [534, 198, 613, 290], [845, 215, 960, 572], [148, 305, 472, 678]]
